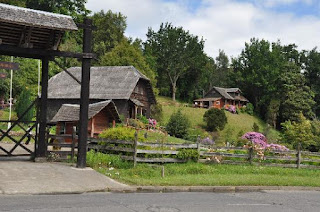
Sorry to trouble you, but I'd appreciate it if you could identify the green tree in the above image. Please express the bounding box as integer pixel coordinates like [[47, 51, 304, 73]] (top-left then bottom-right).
[[15, 88, 34, 121], [92, 10, 127, 60], [144, 23, 206, 101], [166, 110, 190, 138], [203, 108, 227, 131], [266, 99, 280, 129], [99, 39, 157, 90], [281, 113, 314, 149], [278, 63, 315, 122]]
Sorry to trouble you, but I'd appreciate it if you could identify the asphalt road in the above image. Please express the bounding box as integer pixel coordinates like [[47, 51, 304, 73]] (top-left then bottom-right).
[[0, 191, 319, 212]]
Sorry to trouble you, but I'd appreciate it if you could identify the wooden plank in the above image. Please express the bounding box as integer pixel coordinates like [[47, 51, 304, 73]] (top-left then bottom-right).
[[201, 152, 248, 158], [88, 144, 134, 153], [47, 143, 77, 148], [137, 149, 179, 155], [262, 156, 297, 161], [137, 142, 197, 149], [89, 138, 134, 145], [121, 155, 186, 163]]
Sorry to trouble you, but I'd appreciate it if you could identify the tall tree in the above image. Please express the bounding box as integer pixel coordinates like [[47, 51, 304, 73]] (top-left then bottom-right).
[[92, 10, 127, 60], [99, 39, 157, 90], [144, 23, 206, 101]]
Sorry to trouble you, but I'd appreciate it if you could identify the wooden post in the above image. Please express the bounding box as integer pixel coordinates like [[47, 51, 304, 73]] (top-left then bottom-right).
[[71, 126, 76, 162], [296, 142, 301, 169], [197, 135, 200, 162], [112, 120, 116, 128], [37, 57, 49, 158], [161, 166, 165, 178], [77, 18, 93, 168], [248, 142, 254, 164], [133, 130, 138, 167]]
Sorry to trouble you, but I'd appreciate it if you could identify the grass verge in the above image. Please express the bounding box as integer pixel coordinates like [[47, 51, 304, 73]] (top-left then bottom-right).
[[87, 151, 320, 187]]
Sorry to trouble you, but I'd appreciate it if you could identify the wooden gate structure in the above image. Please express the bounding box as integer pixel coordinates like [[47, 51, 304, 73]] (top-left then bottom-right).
[[0, 3, 94, 168]]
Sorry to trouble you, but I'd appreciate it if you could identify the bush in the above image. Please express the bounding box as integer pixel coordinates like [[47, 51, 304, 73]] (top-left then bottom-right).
[[203, 108, 227, 131], [127, 119, 146, 129], [177, 149, 199, 162], [166, 110, 190, 138], [252, 122, 259, 132], [137, 115, 149, 125], [150, 104, 163, 122], [99, 127, 146, 142], [15, 88, 34, 121], [245, 103, 254, 115], [185, 128, 210, 142]]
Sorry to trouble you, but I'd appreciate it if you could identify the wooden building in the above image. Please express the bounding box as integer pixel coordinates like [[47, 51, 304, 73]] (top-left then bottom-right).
[[194, 87, 249, 109], [47, 66, 156, 122], [50, 100, 120, 140]]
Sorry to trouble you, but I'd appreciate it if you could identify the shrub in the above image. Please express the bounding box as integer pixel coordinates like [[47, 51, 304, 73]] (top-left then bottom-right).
[[137, 115, 149, 125], [203, 108, 227, 131], [245, 103, 254, 115], [166, 110, 190, 138], [15, 88, 34, 121], [150, 104, 163, 122], [177, 149, 199, 162], [99, 127, 146, 142], [127, 119, 146, 129], [252, 122, 259, 132], [185, 128, 210, 142]]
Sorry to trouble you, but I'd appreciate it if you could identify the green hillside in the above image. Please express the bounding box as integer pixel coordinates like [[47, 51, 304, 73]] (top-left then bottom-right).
[[157, 96, 280, 144]]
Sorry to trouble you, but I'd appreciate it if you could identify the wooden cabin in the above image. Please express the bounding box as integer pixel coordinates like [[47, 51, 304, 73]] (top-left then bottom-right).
[[194, 87, 249, 109], [50, 100, 120, 141], [47, 66, 157, 122]]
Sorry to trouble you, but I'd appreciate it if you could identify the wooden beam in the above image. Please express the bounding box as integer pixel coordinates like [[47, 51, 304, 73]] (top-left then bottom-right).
[[0, 44, 95, 59]]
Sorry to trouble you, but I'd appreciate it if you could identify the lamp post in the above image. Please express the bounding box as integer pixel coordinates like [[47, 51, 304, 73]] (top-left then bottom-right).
[[8, 56, 13, 129]]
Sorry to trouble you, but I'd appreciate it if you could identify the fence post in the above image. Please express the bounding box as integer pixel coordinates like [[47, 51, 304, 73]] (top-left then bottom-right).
[[133, 130, 138, 167], [248, 141, 254, 164], [161, 165, 165, 178], [197, 135, 200, 162], [296, 142, 301, 169], [71, 126, 76, 162]]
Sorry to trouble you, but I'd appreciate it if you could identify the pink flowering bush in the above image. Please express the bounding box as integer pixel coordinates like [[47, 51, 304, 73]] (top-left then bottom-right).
[[242, 132, 289, 151], [148, 118, 157, 129], [225, 105, 237, 114], [200, 137, 215, 145]]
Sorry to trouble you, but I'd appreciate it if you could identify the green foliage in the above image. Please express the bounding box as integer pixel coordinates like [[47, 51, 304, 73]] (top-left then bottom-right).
[[266, 99, 280, 128], [14, 88, 33, 121], [0, 0, 25, 6], [150, 104, 163, 122], [203, 108, 227, 131], [92, 10, 127, 59], [144, 22, 207, 101], [176, 149, 199, 162], [0, 78, 9, 100], [99, 38, 157, 90], [185, 128, 210, 142], [245, 103, 254, 115], [252, 122, 259, 132], [166, 110, 190, 138], [127, 119, 146, 129], [86, 150, 131, 169], [281, 113, 315, 149], [137, 115, 149, 125], [99, 127, 146, 142]]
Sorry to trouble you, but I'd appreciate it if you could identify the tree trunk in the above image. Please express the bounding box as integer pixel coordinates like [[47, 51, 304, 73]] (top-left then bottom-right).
[[172, 82, 176, 101]]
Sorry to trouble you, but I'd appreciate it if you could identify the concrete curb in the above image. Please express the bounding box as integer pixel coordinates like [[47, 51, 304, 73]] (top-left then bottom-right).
[[108, 186, 320, 193]]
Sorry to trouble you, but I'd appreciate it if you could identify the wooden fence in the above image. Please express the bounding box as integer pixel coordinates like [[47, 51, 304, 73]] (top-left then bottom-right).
[[86, 136, 320, 169]]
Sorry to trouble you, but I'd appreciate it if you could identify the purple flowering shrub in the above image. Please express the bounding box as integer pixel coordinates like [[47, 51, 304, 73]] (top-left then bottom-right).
[[225, 105, 237, 114], [200, 137, 215, 145], [148, 118, 157, 129], [242, 132, 289, 151]]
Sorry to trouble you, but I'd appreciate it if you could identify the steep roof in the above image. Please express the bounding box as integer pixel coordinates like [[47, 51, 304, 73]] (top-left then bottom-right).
[[0, 3, 78, 31], [48, 66, 156, 103], [205, 87, 249, 102], [51, 100, 120, 123]]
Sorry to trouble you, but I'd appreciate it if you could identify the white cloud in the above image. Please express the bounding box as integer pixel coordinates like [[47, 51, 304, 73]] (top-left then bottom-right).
[[86, 0, 320, 58]]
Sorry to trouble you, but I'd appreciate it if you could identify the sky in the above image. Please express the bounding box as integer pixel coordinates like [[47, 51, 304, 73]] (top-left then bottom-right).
[[86, 0, 320, 58]]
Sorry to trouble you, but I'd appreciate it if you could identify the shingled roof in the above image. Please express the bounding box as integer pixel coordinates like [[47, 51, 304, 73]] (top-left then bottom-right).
[[0, 3, 78, 31], [51, 100, 120, 123], [205, 87, 249, 102], [48, 66, 156, 104]]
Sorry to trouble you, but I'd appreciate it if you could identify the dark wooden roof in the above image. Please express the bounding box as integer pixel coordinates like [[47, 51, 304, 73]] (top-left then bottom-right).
[[51, 100, 120, 123], [0, 3, 78, 50], [205, 87, 249, 102], [48, 66, 156, 104]]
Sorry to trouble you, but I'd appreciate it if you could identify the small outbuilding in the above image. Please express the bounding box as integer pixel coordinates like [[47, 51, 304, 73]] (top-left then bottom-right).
[[50, 100, 120, 141], [194, 87, 249, 109]]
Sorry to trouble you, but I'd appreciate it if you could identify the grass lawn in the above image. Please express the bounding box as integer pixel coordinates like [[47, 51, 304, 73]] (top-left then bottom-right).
[[87, 151, 320, 187], [158, 96, 280, 144]]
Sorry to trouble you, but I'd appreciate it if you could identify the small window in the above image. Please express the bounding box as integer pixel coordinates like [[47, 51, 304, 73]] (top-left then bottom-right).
[[216, 101, 220, 105]]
